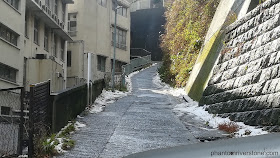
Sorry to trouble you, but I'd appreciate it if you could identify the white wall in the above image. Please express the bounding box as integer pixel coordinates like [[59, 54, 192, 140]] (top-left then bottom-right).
[[67, 0, 131, 84]]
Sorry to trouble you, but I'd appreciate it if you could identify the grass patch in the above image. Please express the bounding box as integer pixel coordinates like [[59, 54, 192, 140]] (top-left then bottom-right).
[[218, 122, 239, 134], [36, 122, 77, 157], [57, 122, 75, 138], [62, 139, 75, 150]]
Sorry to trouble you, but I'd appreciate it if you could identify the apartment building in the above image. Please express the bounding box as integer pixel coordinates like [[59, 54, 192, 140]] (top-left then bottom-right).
[[128, 0, 163, 12], [0, 0, 73, 92], [66, 0, 131, 87], [0, 0, 25, 89]]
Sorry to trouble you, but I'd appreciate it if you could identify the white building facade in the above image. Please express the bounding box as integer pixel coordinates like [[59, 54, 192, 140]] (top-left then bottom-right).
[[67, 0, 131, 87], [0, 0, 73, 92]]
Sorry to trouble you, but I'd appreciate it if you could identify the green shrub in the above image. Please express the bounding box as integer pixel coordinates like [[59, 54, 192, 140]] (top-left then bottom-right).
[[62, 139, 75, 150], [160, 0, 219, 87]]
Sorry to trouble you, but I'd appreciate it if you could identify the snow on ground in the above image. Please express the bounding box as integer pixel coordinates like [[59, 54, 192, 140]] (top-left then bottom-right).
[[54, 138, 66, 154], [152, 72, 186, 97], [89, 90, 129, 113], [89, 63, 156, 113], [74, 121, 86, 130], [51, 121, 87, 154], [152, 72, 268, 138]]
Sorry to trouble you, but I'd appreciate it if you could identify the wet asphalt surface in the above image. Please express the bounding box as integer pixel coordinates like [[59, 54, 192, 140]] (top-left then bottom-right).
[[59, 64, 225, 158]]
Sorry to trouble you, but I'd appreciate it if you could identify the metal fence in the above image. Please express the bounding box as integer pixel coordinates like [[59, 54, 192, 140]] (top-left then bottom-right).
[[51, 79, 105, 132], [0, 87, 24, 157], [122, 55, 152, 75], [51, 84, 87, 133], [29, 80, 51, 158]]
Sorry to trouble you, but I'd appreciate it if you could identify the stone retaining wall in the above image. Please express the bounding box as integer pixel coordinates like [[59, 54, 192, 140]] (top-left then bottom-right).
[[201, 0, 280, 128]]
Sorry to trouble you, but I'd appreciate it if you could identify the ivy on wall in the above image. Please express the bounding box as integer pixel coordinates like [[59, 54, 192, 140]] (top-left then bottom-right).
[[159, 0, 219, 87]]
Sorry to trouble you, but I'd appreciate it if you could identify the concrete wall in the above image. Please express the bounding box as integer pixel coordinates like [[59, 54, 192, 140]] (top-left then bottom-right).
[[201, 0, 280, 127], [130, 7, 165, 61], [185, 0, 250, 101], [128, 0, 151, 12], [26, 59, 64, 92]]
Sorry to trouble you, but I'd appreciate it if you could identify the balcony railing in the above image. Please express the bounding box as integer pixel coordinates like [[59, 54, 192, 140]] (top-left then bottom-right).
[[26, 0, 72, 41]]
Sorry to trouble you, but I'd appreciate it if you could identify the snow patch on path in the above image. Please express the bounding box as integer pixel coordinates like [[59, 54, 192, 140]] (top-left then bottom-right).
[[152, 72, 186, 97], [153, 72, 268, 137], [89, 90, 128, 113], [74, 121, 86, 130]]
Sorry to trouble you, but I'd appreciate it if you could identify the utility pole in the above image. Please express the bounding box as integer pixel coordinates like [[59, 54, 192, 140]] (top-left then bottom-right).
[[112, 0, 139, 91], [112, 0, 119, 92]]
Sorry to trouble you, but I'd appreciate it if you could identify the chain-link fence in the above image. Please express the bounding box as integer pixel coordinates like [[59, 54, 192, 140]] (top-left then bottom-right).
[[0, 87, 24, 157], [28, 80, 51, 158]]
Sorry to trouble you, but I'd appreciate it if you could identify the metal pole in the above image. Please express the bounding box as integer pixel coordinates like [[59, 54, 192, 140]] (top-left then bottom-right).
[[28, 85, 34, 158], [18, 87, 24, 155], [87, 53, 91, 106], [112, 0, 117, 92]]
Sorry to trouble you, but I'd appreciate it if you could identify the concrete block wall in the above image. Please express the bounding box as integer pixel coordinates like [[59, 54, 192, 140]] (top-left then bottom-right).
[[201, 0, 280, 127]]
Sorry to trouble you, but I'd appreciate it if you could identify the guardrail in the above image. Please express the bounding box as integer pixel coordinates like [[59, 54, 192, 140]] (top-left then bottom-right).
[[122, 55, 152, 75]]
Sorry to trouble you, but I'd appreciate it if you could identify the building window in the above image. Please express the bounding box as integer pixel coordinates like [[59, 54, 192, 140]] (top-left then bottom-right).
[[112, 27, 127, 50], [54, 0, 58, 15], [112, 2, 127, 17], [112, 0, 117, 10], [97, 56, 106, 72], [45, 0, 50, 7], [67, 51, 71, 67], [61, 39, 65, 61], [44, 26, 49, 51], [25, 13, 28, 37], [4, 0, 19, 10], [68, 13, 77, 36], [0, 63, 17, 82], [54, 36, 57, 57], [117, 7, 127, 17], [34, 18, 39, 45], [1, 106, 11, 115], [98, 0, 107, 7], [62, 4, 66, 22], [111, 60, 124, 72], [0, 23, 19, 46]]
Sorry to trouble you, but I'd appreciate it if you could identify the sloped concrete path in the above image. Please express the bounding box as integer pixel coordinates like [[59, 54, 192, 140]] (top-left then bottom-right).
[[59, 65, 198, 158]]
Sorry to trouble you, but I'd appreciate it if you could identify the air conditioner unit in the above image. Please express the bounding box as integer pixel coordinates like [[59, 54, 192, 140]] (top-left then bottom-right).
[[35, 54, 47, 59]]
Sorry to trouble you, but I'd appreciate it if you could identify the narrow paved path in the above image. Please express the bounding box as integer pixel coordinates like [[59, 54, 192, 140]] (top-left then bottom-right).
[[60, 65, 198, 158]]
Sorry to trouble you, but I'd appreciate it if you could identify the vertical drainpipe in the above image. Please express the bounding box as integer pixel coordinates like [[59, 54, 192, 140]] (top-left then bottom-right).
[[87, 53, 91, 106], [64, 40, 68, 89]]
